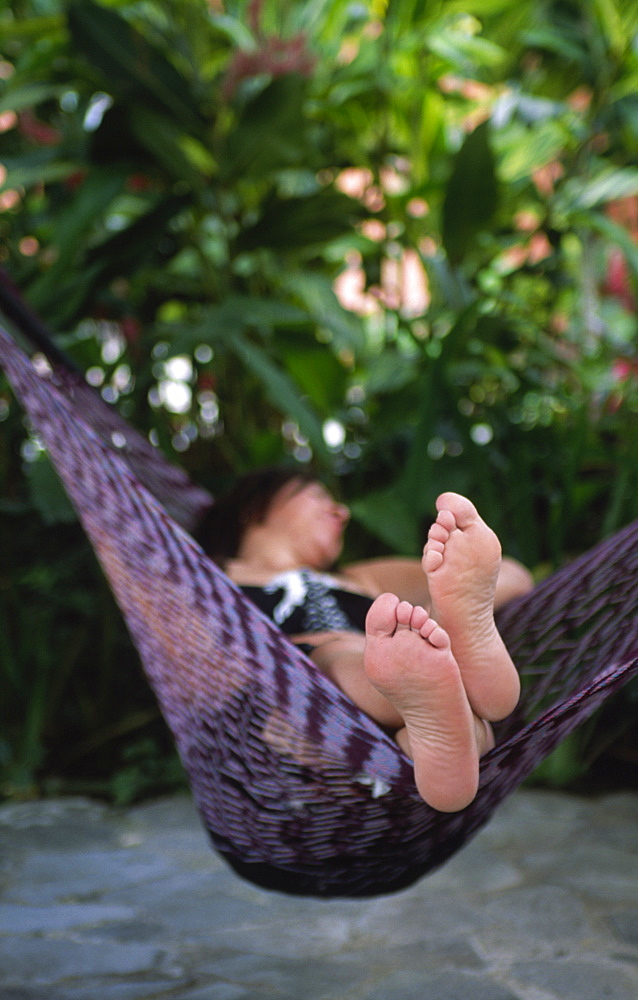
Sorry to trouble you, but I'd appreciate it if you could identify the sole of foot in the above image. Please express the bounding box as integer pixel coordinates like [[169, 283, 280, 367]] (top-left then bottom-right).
[[423, 492, 520, 721], [364, 592, 480, 812]]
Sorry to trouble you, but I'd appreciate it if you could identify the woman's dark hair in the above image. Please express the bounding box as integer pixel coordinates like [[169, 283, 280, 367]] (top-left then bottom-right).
[[196, 465, 317, 567]]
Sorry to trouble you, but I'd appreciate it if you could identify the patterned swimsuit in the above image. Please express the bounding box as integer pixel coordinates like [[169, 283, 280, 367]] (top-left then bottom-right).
[[240, 568, 373, 650]]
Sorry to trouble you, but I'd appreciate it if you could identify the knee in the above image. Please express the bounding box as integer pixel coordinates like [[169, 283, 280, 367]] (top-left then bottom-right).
[[496, 558, 534, 606], [475, 718, 495, 757], [309, 633, 365, 670]]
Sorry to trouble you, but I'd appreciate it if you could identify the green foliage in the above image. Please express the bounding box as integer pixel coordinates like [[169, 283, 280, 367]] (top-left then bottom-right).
[[1, 0, 638, 798], [442, 121, 499, 263]]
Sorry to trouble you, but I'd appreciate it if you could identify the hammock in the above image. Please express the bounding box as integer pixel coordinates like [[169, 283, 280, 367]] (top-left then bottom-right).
[[1, 317, 638, 899]]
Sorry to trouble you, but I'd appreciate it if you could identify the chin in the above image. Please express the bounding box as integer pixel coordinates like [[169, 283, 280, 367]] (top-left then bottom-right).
[[323, 549, 343, 571], [313, 536, 343, 571]]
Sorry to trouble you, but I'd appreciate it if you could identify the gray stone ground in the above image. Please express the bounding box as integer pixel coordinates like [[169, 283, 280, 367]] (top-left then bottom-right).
[[0, 789, 637, 1000]]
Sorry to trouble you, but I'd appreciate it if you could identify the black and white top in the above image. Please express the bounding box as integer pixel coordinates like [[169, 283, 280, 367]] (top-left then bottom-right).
[[241, 569, 373, 636]]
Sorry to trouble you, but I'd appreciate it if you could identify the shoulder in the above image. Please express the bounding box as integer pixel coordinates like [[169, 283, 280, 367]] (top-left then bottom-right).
[[224, 559, 278, 586]]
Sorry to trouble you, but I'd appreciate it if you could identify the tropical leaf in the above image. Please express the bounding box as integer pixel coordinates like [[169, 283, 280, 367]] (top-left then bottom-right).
[[559, 167, 638, 211], [0, 83, 65, 114], [222, 74, 310, 179], [520, 28, 585, 64], [208, 12, 255, 49], [1, 156, 79, 190], [160, 296, 310, 353], [593, 0, 629, 57], [25, 454, 76, 526], [84, 194, 192, 284], [445, 0, 522, 14], [127, 106, 210, 187], [363, 348, 420, 395], [584, 212, 638, 280], [497, 120, 568, 183], [230, 330, 330, 460], [281, 343, 348, 412], [67, 0, 206, 134], [236, 188, 362, 253], [426, 26, 508, 73], [442, 121, 499, 264], [350, 487, 421, 555], [0, 14, 64, 42], [26, 168, 127, 313], [278, 273, 366, 357]]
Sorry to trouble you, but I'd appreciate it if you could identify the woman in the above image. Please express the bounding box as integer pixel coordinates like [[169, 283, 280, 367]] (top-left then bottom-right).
[[198, 467, 533, 813]]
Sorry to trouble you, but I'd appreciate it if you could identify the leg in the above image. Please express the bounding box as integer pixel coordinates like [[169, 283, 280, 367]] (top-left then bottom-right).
[[423, 492, 521, 721], [310, 632, 405, 731], [310, 597, 489, 811]]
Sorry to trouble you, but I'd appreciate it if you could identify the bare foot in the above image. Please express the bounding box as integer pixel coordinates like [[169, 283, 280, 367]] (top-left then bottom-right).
[[364, 592, 481, 812], [423, 492, 520, 721]]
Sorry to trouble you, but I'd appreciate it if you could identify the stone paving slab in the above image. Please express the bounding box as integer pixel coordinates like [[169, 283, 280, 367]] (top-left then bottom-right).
[[0, 789, 637, 999]]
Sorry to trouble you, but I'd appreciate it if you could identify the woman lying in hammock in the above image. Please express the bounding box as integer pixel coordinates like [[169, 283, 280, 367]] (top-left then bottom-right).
[[198, 467, 533, 813]]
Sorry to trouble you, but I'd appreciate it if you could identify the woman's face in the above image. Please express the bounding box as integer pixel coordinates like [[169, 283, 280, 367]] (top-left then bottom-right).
[[262, 479, 350, 568]]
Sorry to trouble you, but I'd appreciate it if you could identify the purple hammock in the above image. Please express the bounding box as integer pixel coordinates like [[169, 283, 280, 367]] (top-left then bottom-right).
[[1, 321, 638, 898]]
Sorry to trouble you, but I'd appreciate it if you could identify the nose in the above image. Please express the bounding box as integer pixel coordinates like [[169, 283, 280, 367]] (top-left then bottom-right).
[[335, 501, 350, 524]]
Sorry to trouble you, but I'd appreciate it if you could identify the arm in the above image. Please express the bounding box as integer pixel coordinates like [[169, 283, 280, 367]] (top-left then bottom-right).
[[342, 557, 431, 606], [342, 554, 534, 611]]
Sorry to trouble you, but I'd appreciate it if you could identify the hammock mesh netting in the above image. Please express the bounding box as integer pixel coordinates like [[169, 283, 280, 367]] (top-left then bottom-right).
[[1, 321, 638, 898]]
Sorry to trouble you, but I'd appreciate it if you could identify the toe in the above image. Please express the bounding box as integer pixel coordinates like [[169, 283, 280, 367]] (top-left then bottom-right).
[[427, 623, 451, 649], [428, 522, 450, 544], [436, 492, 479, 530], [366, 592, 400, 637], [423, 547, 444, 573], [425, 536, 445, 556], [418, 616, 436, 641], [396, 600, 414, 627], [436, 509, 457, 533], [409, 605, 429, 631]]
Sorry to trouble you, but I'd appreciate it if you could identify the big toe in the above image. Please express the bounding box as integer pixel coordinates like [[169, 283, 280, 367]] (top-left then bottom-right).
[[366, 592, 400, 638], [436, 492, 480, 530]]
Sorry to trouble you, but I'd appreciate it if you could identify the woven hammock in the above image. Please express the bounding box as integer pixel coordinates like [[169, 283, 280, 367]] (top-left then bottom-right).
[[1, 320, 638, 899]]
